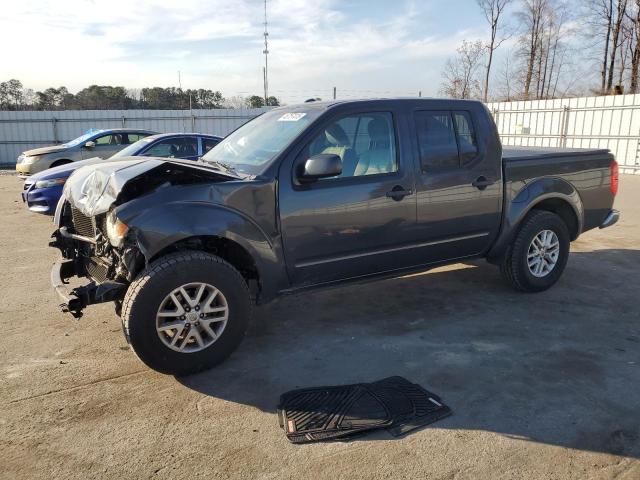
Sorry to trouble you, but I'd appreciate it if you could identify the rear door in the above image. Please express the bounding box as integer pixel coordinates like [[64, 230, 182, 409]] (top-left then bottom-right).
[[278, 107, 418, 286], [411, 106, 502, 262]]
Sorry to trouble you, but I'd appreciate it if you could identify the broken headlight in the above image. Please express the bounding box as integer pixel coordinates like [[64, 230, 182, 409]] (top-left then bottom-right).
[[105, 210, 129, 248]]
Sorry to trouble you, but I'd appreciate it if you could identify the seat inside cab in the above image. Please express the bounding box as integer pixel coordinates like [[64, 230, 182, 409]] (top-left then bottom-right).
[[310, 113, 396, 178]]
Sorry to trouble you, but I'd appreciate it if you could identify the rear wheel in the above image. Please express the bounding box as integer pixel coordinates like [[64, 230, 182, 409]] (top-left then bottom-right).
[[121, 251, 251, 375], [500, 210, 570, 292]]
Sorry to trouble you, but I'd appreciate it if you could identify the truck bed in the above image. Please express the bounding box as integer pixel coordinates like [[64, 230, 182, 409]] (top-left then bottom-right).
[[502, 146, 610, 161], [502, 146, 615, 233]]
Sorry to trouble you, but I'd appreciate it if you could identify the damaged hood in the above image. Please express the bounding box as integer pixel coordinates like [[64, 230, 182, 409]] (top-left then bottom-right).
[[63, 158, 241, 217], [24, 145, 69, 156], [63, 158, 164, 217]]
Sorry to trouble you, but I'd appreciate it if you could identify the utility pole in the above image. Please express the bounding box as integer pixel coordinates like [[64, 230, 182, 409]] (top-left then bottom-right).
[[263, 0, 269, 106], [333, 86, 336, 99], [178, 70, 186, 132]]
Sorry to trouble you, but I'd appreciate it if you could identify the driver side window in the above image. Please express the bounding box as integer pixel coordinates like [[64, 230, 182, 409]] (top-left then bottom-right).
[[94, 134, 124, 146], [94, 134, 114, 146], [306, 112, 397, 179]]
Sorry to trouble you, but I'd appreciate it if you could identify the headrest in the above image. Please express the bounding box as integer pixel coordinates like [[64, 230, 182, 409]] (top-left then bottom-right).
[[368, 118, 389, 140], [325, 124, 349, 146]]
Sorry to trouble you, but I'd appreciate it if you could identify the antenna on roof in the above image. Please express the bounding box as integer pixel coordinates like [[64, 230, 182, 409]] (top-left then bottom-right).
[[263, 0, 269, 106]]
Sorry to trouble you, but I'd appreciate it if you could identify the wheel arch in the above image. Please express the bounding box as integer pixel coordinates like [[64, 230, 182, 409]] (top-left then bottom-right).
[[50, 158, 73, 168], [149, 235, 261, 298], [124, 202, 288, 303], [487, 177, 583, 263]]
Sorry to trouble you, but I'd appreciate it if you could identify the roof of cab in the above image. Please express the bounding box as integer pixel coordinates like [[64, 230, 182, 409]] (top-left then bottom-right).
[[143, 133, 223, 141], [280, 97, 485, 110]]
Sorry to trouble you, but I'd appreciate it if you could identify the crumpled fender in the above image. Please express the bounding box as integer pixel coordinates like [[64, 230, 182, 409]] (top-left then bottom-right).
[[121, 201, 287, 301]]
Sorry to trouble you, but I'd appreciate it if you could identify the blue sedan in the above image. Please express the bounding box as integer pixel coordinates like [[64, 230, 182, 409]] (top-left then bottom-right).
[[21, 133, 222, 215]]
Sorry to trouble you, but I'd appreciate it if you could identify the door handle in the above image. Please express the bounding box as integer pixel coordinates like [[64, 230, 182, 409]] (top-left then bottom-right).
[[472, 176, 494, 191], [386, 186, 413, 201]]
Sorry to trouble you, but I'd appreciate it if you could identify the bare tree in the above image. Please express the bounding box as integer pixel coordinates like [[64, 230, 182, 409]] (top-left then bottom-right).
[[598, 0, 614, 93], [607, 0, 629, 91], [628, 1, 640, 92], [586, 0, 631, 93], [518, 0, 549, 99], [440, 40, 485, 99], [477, 0, 513, 101], [223, 95, 249, 109], [496, 51, 515, 100]]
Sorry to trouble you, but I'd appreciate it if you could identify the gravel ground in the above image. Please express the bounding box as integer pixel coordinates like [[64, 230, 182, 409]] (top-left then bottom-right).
[[1, 173, 639, 480]]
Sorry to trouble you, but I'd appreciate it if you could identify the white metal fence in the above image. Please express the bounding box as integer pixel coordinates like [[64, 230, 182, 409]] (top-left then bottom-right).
[[2, 96, 640, 173], [0, 108, 270, 165], [487, 93, 640, 174]]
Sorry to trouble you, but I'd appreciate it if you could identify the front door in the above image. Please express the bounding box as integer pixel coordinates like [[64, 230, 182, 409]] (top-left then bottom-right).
[[278, 109, 418, 287], [82, 133, 125, 159]]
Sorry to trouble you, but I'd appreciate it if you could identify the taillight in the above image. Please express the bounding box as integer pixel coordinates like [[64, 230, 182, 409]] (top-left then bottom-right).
[[610, 160, 619, 196]]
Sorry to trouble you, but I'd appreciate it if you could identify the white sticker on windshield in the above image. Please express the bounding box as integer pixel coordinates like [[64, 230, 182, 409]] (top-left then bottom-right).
[[278, 112, 306, 122]]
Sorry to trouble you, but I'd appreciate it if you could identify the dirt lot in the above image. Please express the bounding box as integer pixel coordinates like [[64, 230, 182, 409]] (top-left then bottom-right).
[[1, 173, 639, 480]]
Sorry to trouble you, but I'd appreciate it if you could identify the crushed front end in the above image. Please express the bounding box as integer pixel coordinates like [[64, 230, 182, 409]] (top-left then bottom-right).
[[49, 201, 143, 318], [48, 157, 241, 318]]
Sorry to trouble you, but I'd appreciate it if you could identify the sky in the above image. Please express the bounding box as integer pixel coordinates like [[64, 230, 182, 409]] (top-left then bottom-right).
[[1, 0, 527, 103]]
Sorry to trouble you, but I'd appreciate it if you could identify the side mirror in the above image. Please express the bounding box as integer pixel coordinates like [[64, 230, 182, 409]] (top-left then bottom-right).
[[298, 154, 342, 183], [84, 141, 96, 149]]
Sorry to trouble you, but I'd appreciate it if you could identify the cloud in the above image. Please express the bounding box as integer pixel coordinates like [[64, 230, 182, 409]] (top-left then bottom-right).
[[0, 0, 487, 101]]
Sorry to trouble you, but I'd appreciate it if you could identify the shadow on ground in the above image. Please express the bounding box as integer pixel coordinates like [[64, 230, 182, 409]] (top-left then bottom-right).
[[179, 249, 640, 457]]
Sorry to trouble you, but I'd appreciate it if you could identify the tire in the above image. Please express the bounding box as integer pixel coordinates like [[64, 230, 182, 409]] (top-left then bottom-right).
[[121, 251, 251, 375], [500, 210, 570, 293]]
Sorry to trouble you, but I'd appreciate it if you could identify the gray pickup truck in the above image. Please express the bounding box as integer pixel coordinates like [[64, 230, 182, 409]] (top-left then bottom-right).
[[50, 99, 619, 375]]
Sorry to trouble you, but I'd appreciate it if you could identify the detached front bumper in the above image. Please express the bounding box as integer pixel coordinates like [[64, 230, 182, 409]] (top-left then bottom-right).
[[599, 209, 620, 229], [51, 260, 84, 317], [50, 258, 127, 318]]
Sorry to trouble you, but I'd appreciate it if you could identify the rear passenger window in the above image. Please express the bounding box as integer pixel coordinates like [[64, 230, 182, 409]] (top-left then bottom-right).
[[453, 111, 478, 165], [202, 138, 220, 154], [143, 137, 198, 158], [126, 133, 149, 144], [414, 111, 459, 170]]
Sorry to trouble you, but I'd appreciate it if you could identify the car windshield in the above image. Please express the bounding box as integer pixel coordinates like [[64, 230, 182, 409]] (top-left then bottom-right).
[[111, 137, 154, 159], [63, 130, 105, 148], [201, 108, 320, 175]]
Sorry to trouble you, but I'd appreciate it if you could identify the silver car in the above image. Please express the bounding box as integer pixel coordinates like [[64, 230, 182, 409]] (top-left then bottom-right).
[[15, 128, 156, 176]]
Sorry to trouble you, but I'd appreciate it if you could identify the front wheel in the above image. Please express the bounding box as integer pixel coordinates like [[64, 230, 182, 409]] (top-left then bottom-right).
[[121, 251, 251, 375], [500, 210, 570, 292]]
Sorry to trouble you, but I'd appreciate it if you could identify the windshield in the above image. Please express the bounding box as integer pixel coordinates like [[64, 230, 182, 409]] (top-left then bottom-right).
[[111, 137, 154, 159], [63, 130, 104, 148], [201, 108, 320, 175]]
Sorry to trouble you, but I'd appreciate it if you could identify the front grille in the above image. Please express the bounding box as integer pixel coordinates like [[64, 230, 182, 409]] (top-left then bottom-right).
[[71, 207, 96, 238], [86, 256, 110, 283]]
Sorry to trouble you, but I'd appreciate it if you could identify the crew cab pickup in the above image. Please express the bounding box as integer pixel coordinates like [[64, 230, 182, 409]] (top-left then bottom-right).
[[50, 99, 620, 375]]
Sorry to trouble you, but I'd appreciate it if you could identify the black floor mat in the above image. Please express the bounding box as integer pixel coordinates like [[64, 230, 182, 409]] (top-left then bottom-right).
[[372, 376, 452, 437], [277, 376, 451, 444]]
